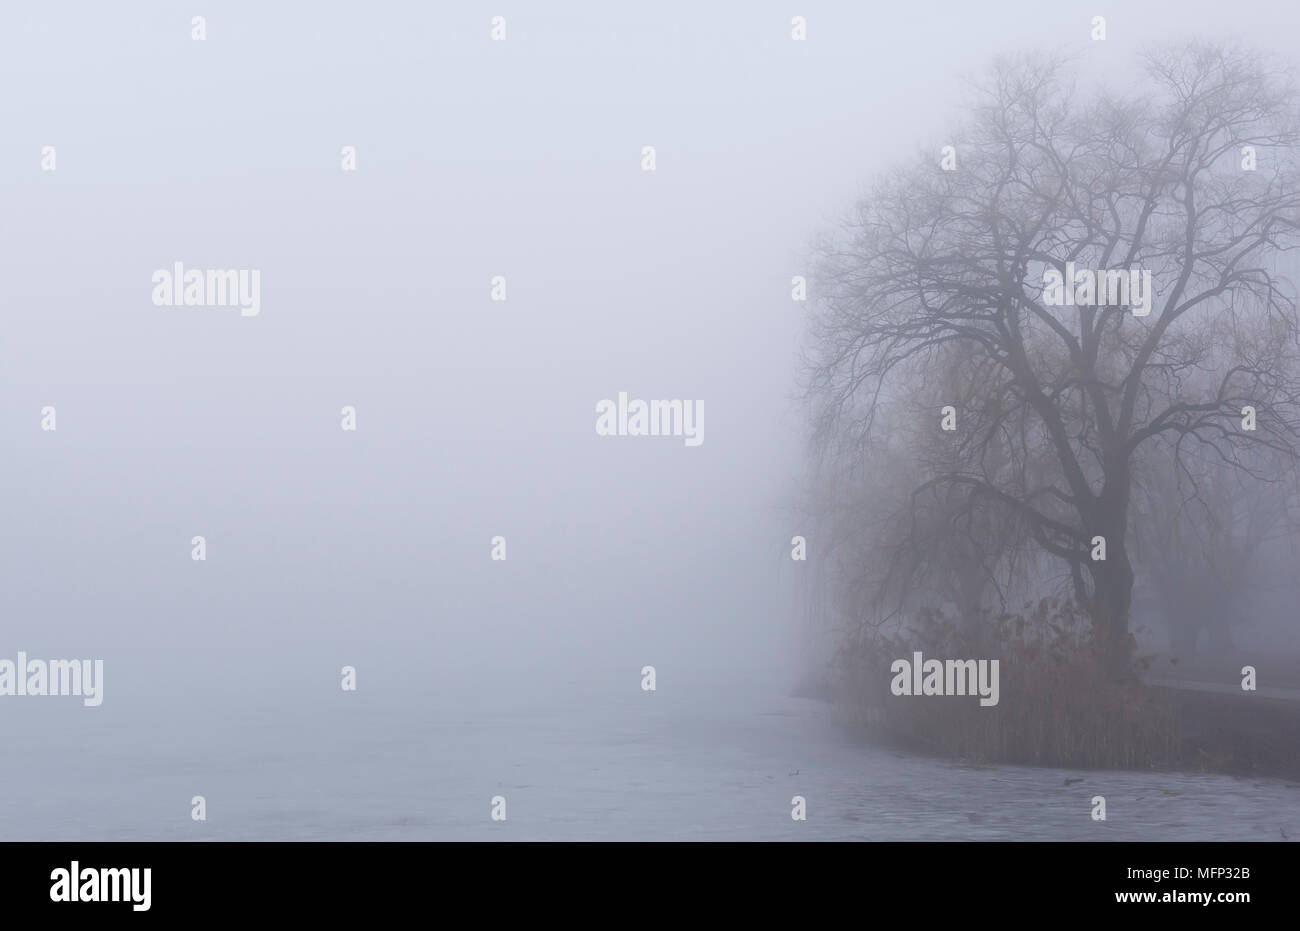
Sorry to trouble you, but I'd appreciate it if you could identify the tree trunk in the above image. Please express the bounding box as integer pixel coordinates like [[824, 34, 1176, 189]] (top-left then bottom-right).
[[1090, 554, 1135, 680], [1087, 485, 1136, 680]]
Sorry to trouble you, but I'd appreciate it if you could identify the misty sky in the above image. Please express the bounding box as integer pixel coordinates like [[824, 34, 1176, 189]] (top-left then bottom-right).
[[3, 0, 1299, 708]]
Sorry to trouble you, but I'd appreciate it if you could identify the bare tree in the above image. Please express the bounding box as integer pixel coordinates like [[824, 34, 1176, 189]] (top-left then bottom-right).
[[806, 44, 1300, 676], [801, 341, 1033, 648], [1134, 437, 1300, 655]]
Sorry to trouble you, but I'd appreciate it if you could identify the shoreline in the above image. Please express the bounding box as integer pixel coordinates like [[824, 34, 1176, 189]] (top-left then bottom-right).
[[1163, 686, 1300, 784], [823, 684, 1300, 784]]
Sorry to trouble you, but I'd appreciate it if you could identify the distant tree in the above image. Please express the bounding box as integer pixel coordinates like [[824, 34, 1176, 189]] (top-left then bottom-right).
[[1134, 439, 1300, 655], [807, 44, 1300, 676]]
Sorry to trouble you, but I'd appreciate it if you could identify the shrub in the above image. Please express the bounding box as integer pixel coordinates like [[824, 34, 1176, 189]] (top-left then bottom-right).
[[830, 597, 1181, 769]]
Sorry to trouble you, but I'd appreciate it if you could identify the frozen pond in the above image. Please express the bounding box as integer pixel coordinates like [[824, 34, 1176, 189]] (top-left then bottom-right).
[[4, 680, 1296, 841]]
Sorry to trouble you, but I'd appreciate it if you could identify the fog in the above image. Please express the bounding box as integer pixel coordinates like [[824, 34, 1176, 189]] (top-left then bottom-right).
[[3, 2, 1300, 841]]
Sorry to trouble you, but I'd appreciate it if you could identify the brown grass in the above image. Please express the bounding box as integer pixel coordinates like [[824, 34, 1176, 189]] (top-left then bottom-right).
[[831, 598, 1182, 769]]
